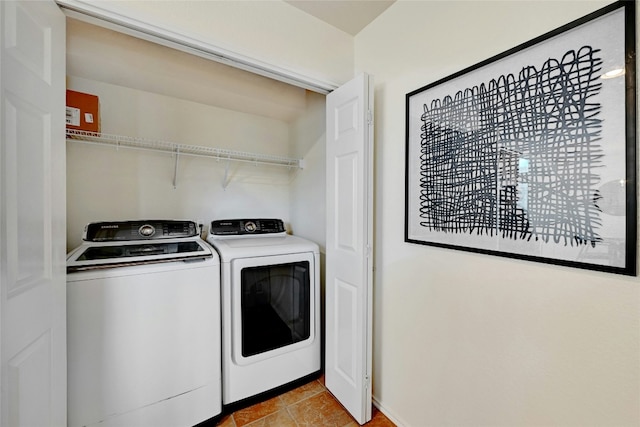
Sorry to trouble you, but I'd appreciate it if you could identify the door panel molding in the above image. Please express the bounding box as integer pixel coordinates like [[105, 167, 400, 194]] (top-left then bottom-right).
[[325, 73, 373, 425], [1, 1, 66, 426]]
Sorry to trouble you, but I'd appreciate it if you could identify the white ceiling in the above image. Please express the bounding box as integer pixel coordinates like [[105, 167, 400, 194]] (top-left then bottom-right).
[[284, 0, 395, 35]]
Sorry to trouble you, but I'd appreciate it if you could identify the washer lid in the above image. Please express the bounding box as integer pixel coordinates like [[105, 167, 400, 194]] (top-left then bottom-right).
[[66, 237, 214, 272]]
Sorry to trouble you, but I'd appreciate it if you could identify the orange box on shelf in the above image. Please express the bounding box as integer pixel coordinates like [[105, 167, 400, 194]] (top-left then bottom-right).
[[66, 89, 100, 133]]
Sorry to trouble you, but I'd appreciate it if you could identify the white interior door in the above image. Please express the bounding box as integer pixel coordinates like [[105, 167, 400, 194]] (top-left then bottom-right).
[[0, 1, 66, 426], [325, 73, 374, 425]]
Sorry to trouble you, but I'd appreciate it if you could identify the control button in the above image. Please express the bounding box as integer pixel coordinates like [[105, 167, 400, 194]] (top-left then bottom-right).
[[244, 221, 257, 233], [138, 224, 156, 237]]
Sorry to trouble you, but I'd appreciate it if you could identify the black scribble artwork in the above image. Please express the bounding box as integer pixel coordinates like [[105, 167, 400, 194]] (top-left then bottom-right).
[[419, 46, 604, 247]]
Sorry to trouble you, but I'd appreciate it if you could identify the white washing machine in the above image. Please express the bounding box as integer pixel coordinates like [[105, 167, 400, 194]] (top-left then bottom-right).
[[206, 219, 321, 405], [67, 220, 221, 427]]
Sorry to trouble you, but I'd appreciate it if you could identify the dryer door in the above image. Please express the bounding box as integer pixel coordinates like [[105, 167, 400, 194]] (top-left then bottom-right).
[[230, 252, 317, 366]]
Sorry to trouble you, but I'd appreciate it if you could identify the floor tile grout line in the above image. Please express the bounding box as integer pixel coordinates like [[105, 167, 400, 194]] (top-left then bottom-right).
[[222, 377, 396, 427], [285, 383, 326, 407], [226, 378, 344, 427], [280, 383, 327, 427], [230, 389, 310, 427], [284, 405, 300, 427], [284, 387, 359, 427]]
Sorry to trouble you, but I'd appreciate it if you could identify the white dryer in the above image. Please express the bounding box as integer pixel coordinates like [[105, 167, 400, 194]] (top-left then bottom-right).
[[206, 219, 321, 405], [67, 220, 221, 427]]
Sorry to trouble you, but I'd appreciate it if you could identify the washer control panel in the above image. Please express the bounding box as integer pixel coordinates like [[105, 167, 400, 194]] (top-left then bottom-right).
[[84, 220, 198, 241], [210, 219, 285, 235]]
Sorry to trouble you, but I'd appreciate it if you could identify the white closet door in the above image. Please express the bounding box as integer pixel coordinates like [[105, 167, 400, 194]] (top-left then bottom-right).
[[325, 73, 374, 425], [0, 1, 66, 426]]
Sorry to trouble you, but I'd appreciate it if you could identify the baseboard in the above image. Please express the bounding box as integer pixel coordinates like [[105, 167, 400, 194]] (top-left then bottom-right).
[[372, 395, 408, 427]]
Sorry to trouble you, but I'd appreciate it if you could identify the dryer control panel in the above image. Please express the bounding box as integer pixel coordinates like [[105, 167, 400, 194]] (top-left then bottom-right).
[[210, 219, 285, 235], [84, 220, 198, 241]]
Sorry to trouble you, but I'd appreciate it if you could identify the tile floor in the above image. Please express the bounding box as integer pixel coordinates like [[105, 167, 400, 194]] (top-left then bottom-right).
[[215, 376, 396, 427]]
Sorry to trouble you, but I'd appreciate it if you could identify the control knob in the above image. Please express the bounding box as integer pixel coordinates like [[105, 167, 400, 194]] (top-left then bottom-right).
[[138, 224, 156, 237]]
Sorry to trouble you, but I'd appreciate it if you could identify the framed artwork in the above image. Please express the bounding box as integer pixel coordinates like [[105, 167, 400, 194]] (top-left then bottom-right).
[[405, 1, 636, 275]]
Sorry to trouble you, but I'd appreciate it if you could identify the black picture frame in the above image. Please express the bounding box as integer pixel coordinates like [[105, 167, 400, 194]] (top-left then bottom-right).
[[404, 1, 636, 276]]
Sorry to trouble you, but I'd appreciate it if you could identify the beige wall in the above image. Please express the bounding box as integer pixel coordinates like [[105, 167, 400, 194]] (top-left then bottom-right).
[[84, 0, 355, 87], [289, 90, 327, 250], [64, 0, 344, 250], [356, 1, 639, 426], [66, 76, 296, 250], [65, 12, 328, 250], [65, 1, 640, 425]]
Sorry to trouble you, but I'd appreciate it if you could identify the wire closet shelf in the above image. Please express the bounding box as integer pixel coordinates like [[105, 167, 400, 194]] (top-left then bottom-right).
[[65, 129, 304, 169]]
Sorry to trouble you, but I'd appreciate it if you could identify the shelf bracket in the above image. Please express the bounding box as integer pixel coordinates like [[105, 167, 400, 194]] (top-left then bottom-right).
[[172, 147, 180, 189], [222, 158, 231, 191]]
